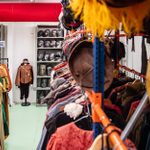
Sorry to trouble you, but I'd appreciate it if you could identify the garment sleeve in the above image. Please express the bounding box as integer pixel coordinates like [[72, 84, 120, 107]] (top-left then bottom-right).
[[15, 66, 21, 86], [46, 134, 64, 150], [46, 134, 56, 150]]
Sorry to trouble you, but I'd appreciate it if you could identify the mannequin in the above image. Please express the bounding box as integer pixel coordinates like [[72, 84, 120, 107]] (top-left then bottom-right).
[[15, 59, 33, 106]]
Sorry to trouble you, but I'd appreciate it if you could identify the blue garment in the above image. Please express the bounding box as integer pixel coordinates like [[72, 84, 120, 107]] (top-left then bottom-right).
[[37, 127, 47, 150], [92, 122, 103, 139]]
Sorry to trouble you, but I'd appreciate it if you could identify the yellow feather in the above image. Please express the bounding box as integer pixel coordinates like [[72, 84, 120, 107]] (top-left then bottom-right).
[[70, 0, 150, 38]]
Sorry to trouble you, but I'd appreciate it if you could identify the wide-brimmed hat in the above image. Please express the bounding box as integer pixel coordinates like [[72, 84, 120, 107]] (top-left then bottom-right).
[[68, 39, 113, 91]]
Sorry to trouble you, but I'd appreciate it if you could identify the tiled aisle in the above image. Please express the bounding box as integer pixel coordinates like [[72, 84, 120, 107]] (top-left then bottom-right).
[[4, 104, 46, 150]]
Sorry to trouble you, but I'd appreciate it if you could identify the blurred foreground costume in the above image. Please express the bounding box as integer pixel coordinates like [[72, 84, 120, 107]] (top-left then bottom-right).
[[70, 0, 150, 37]]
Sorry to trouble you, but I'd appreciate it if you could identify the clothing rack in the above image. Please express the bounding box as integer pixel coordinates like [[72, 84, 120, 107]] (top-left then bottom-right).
[[117, 62, 148, 140], [117, 63, 146, 79], [65, 29, 149, 149], [65, 30, 88, 38], [65, 29, 127, 149], [89, 36, 148, 149], [88, 37, 127, 150], [121, 92, 148, 140], [65, 30, 149, 39], [107, 33, 150, 38]]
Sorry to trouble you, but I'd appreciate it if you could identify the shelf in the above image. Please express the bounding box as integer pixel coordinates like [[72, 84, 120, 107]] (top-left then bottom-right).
[[36, 87, 51, 90], [37, 61, 61, 63], [37, 48, 62, 50], [36, 25, 64, 105], [37, 25, 59, 28], [37, 76, 51, 78], [37, 37, 64, 39]]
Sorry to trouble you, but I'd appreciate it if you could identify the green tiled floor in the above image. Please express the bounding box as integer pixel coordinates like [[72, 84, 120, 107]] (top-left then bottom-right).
[[4, 104, 46, 150]]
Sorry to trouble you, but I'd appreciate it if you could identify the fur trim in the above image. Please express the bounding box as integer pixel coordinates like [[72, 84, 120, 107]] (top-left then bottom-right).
[[64, 103, 83, 120]]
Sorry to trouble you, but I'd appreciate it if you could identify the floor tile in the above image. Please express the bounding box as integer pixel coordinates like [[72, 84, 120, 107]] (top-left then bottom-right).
[[4, 104, 46, 150]]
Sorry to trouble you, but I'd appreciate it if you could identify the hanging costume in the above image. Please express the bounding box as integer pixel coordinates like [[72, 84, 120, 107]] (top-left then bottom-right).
[[70, 0, 150, 38], [0, 64, 12, 138], [15, 62, 33, 100], [0, 83, 4, 150]]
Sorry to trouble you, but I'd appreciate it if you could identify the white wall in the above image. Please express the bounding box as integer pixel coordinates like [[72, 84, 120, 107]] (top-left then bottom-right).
[[3, 22, 58, 104], [3, 23, 150, 104], [120, 36, 150, 74]]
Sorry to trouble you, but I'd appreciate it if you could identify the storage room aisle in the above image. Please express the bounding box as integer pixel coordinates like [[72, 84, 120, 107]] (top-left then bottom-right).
[[4, 104, 46, 150]]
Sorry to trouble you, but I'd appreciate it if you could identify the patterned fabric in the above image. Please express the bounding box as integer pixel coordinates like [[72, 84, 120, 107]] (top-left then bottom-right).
[[46, 123, 93, 150], [0, 65, 12, 92]]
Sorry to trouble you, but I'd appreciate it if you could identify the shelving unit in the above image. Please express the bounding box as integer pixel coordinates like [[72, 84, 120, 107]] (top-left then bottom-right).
[[37, 60, 61, 63], [37, 76, 51, 78], [36, 25, 64, 104], [37, 48, 62, 50], [36, 87, 51, 90], [37, 37, 64, 39]]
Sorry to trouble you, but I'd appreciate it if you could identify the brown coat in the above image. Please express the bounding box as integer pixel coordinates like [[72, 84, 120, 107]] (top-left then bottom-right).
[[15, 63, 33, 86]]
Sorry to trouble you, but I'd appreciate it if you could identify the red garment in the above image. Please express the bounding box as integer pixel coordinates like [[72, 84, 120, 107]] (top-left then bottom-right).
[[126, 100, 140, 121], [46, 123, 93, 150], [104, 103, 122, 115]]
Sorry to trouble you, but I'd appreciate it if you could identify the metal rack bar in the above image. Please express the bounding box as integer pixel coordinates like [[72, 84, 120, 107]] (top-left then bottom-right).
[[121, 93, 148, 140], [93, 37, 104, 94], [117, 63, 145, 79], [89, 37, 127, 149], [92, 37, 104, 138]]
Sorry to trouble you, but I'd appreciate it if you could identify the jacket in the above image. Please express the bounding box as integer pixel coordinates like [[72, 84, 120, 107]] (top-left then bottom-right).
[[15, 63, 33, 86]]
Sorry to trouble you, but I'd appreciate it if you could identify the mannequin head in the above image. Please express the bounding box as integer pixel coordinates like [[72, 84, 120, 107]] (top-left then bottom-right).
[[23, 58, 29, 64]]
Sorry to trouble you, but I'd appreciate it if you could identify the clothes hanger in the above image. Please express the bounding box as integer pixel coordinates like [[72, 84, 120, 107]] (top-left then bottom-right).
[[74, 89, 91, 123]]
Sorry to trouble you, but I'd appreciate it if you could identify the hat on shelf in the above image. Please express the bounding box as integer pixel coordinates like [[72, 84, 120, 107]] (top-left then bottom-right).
[[44, 40, 51, 47], [44, 29, 51, 37], [38, 30, 44, 37], [38, 40, 44, 47]]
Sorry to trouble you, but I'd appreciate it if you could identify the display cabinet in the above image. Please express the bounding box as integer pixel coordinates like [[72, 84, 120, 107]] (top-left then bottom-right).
[[36, 25, 64, 104]]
